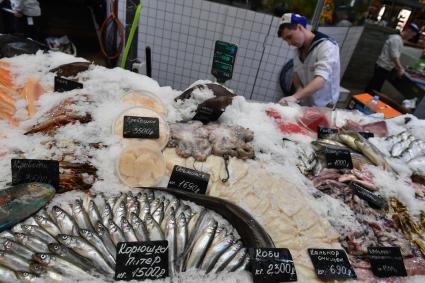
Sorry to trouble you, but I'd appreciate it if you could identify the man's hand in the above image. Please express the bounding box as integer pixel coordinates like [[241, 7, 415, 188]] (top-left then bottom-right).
[[278, 95, 298, 105]]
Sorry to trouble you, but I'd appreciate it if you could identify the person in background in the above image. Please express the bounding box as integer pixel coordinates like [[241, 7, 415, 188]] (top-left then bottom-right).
[[10, 0, 41, 40], [365, 23, 419, 94], [278, 13, 341, 108]]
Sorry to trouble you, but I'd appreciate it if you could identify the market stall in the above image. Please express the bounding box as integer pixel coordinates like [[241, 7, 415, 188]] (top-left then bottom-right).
[[0, 51, 425, 283]]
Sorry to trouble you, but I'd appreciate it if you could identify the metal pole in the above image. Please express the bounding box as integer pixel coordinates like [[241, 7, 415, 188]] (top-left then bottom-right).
[[311, 0, 325, 32], [125, 0, 140, 70]]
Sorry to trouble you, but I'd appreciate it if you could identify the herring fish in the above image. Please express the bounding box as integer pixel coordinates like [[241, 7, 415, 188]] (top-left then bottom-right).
[[211, 241, 242, 273]]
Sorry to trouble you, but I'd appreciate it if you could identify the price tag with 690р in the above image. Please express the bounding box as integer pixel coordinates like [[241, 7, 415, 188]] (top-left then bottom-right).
[[308, 249, 357, 280], [249, 248, 297, 282], [114, 241, 169, 281], [167, 165, 210, 194]]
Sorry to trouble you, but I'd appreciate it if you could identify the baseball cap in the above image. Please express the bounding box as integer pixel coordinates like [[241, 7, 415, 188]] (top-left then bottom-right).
[[277, 13, 308, 37], [407, 23, 419, 33]]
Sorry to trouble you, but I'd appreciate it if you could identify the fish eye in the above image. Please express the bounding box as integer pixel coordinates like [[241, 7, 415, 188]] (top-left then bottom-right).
[[41, 254, 46, 259]]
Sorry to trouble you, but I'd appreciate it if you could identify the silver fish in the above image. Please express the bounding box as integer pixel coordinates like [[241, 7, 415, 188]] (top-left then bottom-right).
[[102, 204, 113, 227], [113, 200, 127, 226], [0, 264, 18, 282], [57, 234, 114, 274], [72, 199, 93, 231], [166, 214, 177, 276], [139, 200, 151, 221], [386, 131, 410, 145], [153, 202, 164, 225], [391, 135, 415, 157], [82, 194, 95, 213], [121, 218, 138, 242], [146, 190, 155, 202], [145, 213, 164, 240], [34, 215, 61, 238], [0, 250, 30, 271], [0, 230, 15, 240], [52, 206, 78, 236], [16, 271, 38, 282], [165, 198, 179, 216], [150, 199, 161, 215], [108, 219, 126, 246], [203, 230, 233, 272], [23, 216, 38, 226], [22, 224, 56, 243], [187, 209, 206, 244], [79, 229, 115, 268], [48, 243, 96, 271], [211, 241, 242, 273], [185, 219, 217, 270], [162, 207, 175, 235], [36, 208, 51, 220], [88, 200, 101, 229], [176, 213, 188, 259], [11, 224, 24, 233], [2, 238, 34, 260], [95, 222, 116, 259], [33, 252, 89, 277], [163, 199, 170, 213], [401, 140, 425, 162], [30, 262, 63, 281], [235, 255, 250, 271], [223, 248, 247, 272], [130, 213, 149, 241], [112, 193, 126, 215], [126, 197, 140, 219], [14, 232, 49, 252]]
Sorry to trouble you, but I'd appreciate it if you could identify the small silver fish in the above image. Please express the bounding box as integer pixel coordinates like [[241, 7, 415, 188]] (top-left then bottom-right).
[[0, 250, 30, 272], [203, 231, 233, 272], [16, 271, 38, 282], [88, 200, 101, 229], [401, 140, 425, 162], [139, 205, 151, 222], [234, 255, 250, 271], [48, 243, 96, 271], [153, 202, 164, 225], [121, 218, 138, 242], [2, 238, 34, 260], [52, 206, 78, 236], [34, 215, 61, 238], [211, 241, 242, 273], [108, 219, 126, 246], [165, 198, 179, 216], [391, 135, 415, 157], [130, 213, 149, 242], [176, 213, 188, 259], [14, 233, 49, 253], [185, 219, 217, 270], [72, 199, 93, 231], [57, 234, 114, 274], [166, 214, 177, 277], [95, 222, 116, 258], [126, 196, 140, 219], [0, 230, 15, 240], [0, 264, 18, 282], [161, 207, 175, 235], [30, 262, 63, 281], [145, 190, 155, 202], [150, 199, 161, 215], [187, 209, 206, 244], [21, 224, 56, 243], [223, 248, 247, 272], [102, 204, 113, 227], [106, 194, 119, 211], [79, 229, 115, 268], [33, 252, 90, 277], [112, 193, 127, 215], [113, 201, 127, 226], [145, 213, 164, 241]]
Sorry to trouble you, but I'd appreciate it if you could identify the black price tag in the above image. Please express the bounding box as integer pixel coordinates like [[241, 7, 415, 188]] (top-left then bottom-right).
[[54, 76, 83, 92], [359, 132, 374, 139], [351, 182, 388, 209], [123, 116, 159, 139], [192, 106, 224, 124], [115, 241, 169, 281], [211, 40, 237, 83], [317, 127, 338, 139], [325, 148, 353, 169], [11, 159, 59, 190], [308, 249, 356, 280], [167, 165, 210, 194], [249, 248, 297, 283], [368, 247, 407, 278]]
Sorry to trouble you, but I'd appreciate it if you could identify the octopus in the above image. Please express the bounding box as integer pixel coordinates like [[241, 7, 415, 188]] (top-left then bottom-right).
[[168, 121, 255, 161]]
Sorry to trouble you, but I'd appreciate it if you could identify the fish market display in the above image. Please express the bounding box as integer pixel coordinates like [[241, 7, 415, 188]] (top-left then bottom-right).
[[168, 121, 255, 161], [0, 189, 260, 281], [0, 183, 55, 231]]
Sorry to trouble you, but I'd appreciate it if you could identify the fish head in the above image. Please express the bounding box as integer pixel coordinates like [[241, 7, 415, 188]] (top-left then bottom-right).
[[33, 253, 52, 265], [48, 243, 64, 255], [21, 224, 34, 233], [96, 222, 107, 234], [178, 213, 186, 225], [29, 262, 45, 274], [2, 239, 13, 250], [73, 199, 84, 212], [103, 204, 112, 217], [57, 234, 72, 246], [88, 200, 96, 210], [79, 229, 92, 239], [16, 272, 37, 280], [14, 232, 26, 242], [121, 218, 130, 230], [144, 213, 153, 223], [52, 206, 65, 219], [108, 220, 117, 232]]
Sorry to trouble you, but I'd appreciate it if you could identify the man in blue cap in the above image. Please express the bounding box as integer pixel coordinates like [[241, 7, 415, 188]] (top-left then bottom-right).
[[277, 13, 340, 108], [365, 23, 419, 94]]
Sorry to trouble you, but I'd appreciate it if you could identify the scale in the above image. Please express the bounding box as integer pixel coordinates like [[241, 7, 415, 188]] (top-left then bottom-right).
[[211, 40, 238, 84]]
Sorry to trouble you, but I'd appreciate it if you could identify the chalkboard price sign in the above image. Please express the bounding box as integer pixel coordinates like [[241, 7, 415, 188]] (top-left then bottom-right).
[[308, 249, 356, 280], [317, 127, 338, 139], [114, 241, 169, 281], [54, 76, 83, 92], [249, 248, 297, 282], [351, 182, 388, 209], [123, 116, 159, 139], [368, 247, 407, 278], [11, 159, 59, 190], [167, 165, 210, 195], [325, 148, 353, 169]]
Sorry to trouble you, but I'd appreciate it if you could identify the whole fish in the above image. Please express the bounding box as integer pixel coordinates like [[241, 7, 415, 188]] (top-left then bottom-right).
[[16, 271, 38, 282], [223, 248, 247, 272], [113, 200, 127, 226], [102, 204, 113, 227], [34, 215, 61, 238], [338, 133, 360, 151], [14, 232, 49, 252], [0, 264, 18, 282], [145, 213, 164, 241], [2, 238, 34, 259], [162, 207, 175, 235], [72, 199, 93, 231], [153, 202, 164, 225], [166, 214, 177, 277], [126, 196, 140, 219], [88, 200, 101, 229], [52, 206, 78, 236], [79, 229, 115, 267], [95, 222, 116, 258], [57, 234, 114, 274], [112, 193, 126, 215], [33, 252, 90, 277], [30, 262, 63, 281], [21, 224, 56, 243], [185, 219, 217, 270], [0, 250, 30, 271], [187, 209, 206, 244], [130, 213, 149, 241], [139, 201, 151, 221], [391, 135, 415, 157], [400, 140, 425, 162], [165, 198, 180, 216], [203, 231, 234, 272], [108, 219, 126, 246], [121, 218, 138, 242], [48, 243, 96, 271], [211, 241, 242, 273], [0, 183, 55, 231], [352, 133, 392, 171], [176, 213, 188, 259]]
